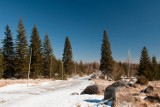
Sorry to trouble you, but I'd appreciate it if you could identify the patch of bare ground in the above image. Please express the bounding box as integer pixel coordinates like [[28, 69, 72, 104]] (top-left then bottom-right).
[[92, 79, 160, 107], [0, 79, 52, 87]]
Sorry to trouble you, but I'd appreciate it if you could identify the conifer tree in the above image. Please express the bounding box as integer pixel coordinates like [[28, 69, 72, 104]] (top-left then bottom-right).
[[138, 47, 151, 76], [62, 36, 73, 75], [100, 30, 113, 79], [158, 63, 160, 80], [30, 25, 43, 78], [2, 25, 15, 78], [42, 34, 53, 78], [151, 56, 158, 80], [0, 48, 3, 78], [15, 19, 28, 78]]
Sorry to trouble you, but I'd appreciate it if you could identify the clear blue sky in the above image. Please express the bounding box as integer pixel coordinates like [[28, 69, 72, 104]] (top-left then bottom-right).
[[0, 0, 160, 63]]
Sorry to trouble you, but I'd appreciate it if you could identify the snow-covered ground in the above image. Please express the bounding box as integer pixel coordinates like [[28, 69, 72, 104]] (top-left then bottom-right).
[[0, 76, 111, 107]]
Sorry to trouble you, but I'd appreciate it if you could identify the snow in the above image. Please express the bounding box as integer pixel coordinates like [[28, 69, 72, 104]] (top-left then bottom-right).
[[0, 76, 111, 107]]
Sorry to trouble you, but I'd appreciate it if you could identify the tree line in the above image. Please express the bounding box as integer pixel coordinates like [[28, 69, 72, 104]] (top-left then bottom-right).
[[1, 18, 158, 82], [100, 30, 160, 83], [0, 19, 97, 79]]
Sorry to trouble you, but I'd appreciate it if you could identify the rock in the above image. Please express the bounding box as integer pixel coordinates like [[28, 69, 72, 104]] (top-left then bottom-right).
[[81, 84, 99, 95], [104, 80, 160, 107], [143, 86, 154, 94], [144, 96, 160, 103], [90, 74, 96, 79], [70, 92, 79, 95], [115, 92, 134, 102], [144, 92, 160, 103], [104, 80, 129, 100]]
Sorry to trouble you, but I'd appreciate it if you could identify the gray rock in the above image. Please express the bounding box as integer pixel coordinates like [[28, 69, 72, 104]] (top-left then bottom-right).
[[81, 84, 99, 95], [70, 92, 79, 95], [143, 86, 154, 94], [104, 80, 129, 100]]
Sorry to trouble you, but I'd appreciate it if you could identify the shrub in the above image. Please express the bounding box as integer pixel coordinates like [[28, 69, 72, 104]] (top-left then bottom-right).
[[137, 75, 148, 85]]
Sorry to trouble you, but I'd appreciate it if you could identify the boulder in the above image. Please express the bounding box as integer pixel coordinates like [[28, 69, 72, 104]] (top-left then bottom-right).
[[81, 84, 99, 95], [143, 86, 154, 94], [144, 96, 160, 103], [104, 80, 130, 100]]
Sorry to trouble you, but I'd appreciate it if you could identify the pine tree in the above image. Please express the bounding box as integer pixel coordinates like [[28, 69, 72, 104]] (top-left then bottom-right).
[[30, 25, 43, 78], [15, 19, 28, 78], [158, 63, 160, 80], [42, 34, 53, 78], [2, 25, 15, 78], [62, 36, 73, 75], [137, 46, 157, 82], [0, 48, 3, 78], [151, 56, 158, 80], [100, 30, 113, 79], [138, 47, 151, 76]]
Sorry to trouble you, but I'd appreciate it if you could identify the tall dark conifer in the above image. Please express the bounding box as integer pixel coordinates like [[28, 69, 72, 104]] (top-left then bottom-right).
[[62, 36, 73, 75], [30, 25, 43, 78], [158, 63, 160, 80], [42, 34, 53, 78], [2, 25, 15, 78], [151, 56, 158, 80], [100, 30, 113, 79], [0, 48, 3, 78], [15, 19, 28, 78], [138, 47, 151, 76]]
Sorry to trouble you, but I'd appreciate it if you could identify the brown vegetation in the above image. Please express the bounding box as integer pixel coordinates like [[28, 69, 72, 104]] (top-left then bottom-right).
[[0, 79, 52, 87], [92, 79, 160, 107]]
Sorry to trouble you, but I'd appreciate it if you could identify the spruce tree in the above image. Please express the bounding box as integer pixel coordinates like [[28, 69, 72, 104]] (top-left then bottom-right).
[[30, 25, 43, 78], [138, 47, 151, 76], [158, 63, 160, 80], [100, 30, 113, 79], [0, 48, 3, 78], [2, 25, 15, 78], [137, 46, 157, 82], [15, 19, 28, 78], [62, 36, 73, 75], [42, 34, 53, 78], [151, 56, 158, 80]]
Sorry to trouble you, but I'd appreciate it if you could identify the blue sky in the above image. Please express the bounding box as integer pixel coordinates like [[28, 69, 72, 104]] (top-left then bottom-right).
[[0, 0, 160, 63]]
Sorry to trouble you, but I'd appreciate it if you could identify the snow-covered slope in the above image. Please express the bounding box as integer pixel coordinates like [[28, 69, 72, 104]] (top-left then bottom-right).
[[0, 76, 111, 107]]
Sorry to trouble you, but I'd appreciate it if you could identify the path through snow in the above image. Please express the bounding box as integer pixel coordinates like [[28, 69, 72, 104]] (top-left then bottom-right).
[[0, 76, 111, 107]]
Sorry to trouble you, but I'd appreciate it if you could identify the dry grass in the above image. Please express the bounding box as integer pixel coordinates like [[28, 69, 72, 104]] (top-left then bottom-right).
[[0, 79, 52, 87]]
